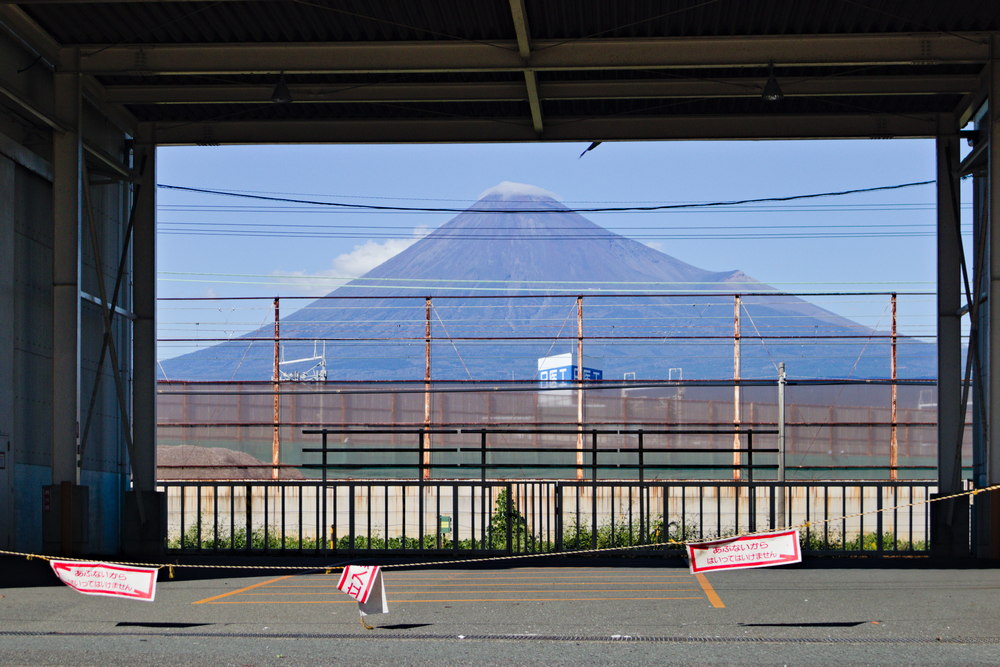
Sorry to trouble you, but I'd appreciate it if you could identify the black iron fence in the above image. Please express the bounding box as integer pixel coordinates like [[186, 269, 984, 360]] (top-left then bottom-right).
[[162, 477, 940, 557]]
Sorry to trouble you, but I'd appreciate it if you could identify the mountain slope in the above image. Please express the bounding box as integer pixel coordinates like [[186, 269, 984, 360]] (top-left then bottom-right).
[[160, 183, 933, 381]]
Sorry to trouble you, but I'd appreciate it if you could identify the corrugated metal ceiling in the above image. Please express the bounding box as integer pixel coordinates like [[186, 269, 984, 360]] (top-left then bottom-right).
[[3, 0, 997, 143], [20, 0, 1000, 44]]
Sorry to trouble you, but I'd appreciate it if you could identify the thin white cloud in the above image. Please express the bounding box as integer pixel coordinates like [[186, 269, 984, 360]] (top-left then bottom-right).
[[273, 227, 429, 294], [478, 181, 560, 200], [331, 236, 418, 277]]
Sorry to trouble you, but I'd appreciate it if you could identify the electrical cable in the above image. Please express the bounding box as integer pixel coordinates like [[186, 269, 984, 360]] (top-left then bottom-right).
[[157, 271, 937, 288], [157, 179, 936, 214]]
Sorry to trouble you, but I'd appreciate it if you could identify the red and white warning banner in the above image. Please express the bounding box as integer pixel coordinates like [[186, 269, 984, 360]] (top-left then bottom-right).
[[50, 560, 158, 601], [338, 565, 380, 603], [687, 529, 802, 574], [337, 565, 388, 616]]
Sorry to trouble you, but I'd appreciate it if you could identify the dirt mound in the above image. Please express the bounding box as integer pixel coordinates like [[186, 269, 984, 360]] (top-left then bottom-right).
[[157, 445, 305, 480]]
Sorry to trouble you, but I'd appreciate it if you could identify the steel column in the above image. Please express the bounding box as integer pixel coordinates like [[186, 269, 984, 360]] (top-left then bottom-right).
[[932, 114, 969, 556], [986, 41, 1000, 557], [131, 128, 157, 492], [937, 120, 963, 497]]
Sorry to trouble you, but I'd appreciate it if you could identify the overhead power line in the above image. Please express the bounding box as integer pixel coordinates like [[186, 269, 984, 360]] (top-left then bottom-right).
[[158, 180, 936, 215], [158, 228, 968, 240]]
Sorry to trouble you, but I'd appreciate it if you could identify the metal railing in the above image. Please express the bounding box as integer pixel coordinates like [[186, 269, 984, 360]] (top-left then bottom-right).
[[301, 426, 779, 481]]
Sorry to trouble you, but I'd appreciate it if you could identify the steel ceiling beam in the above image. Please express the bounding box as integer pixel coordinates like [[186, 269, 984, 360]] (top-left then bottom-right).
[[508, 0, 542, 135], [0, 7, 137, 134], [72, 33, 991, 76], [1, 0, 267, 3], [103, 74, 981, 105], [151, 111, 938, 146], [0, 4, 59, 65], [956, 66, 992, 128]]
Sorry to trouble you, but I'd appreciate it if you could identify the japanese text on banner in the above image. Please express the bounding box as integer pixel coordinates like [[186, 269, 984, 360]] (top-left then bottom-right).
[[688, 530, 801, 573], [50, 561, 158, 601]]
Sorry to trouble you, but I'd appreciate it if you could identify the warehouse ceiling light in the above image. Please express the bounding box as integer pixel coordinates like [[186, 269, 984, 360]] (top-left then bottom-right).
[[271, 73, 292, 104], [762, 63, 783, 102]]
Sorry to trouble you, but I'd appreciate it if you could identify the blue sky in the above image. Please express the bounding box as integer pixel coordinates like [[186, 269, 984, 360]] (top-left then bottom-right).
[[155, 139, 969, 361]]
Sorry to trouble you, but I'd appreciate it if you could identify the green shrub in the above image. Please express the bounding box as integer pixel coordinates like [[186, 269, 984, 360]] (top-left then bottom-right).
[[167, 517, 322, 551], [799, 528, 927, 552], [486, 489, 541, 551], [560, 515, 689, 551]]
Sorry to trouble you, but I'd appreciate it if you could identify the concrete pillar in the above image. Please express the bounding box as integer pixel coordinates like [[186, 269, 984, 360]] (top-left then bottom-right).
[[45, 64, 88, 555], [931, 115, 968, 556], [50, 69, 81, 486]]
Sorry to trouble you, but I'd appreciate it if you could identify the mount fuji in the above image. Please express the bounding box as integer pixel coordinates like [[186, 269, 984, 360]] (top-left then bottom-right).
[[159, 183, 935, 382]]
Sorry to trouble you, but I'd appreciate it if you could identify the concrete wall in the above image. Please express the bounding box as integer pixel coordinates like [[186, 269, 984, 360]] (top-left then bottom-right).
[[0, 27, 134, 554], [4, 153, 54, 553]]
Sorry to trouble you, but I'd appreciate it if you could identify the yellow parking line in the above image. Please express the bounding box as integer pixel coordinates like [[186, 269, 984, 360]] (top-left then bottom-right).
[[204, 596, 706, 605], [268, 581, 692, 589], [192, 575, 293, 605], [192, 568, 721, 608], [238, 588, 702, 595], [695, 573, 725, 608], [378, 575, 694, 580]]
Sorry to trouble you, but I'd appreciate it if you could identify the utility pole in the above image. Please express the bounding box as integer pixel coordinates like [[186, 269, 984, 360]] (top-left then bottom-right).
[[423, 297, 432, 480], [272, 297, 280, 480], [733, 295, 742, 481], [890, 293, 898, 481], [777, 362, 786, 528], [576, 296, 585, 481]]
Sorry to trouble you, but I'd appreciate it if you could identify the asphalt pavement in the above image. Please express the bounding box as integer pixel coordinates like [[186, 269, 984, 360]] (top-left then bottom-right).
[[2, 555, 999, 665]]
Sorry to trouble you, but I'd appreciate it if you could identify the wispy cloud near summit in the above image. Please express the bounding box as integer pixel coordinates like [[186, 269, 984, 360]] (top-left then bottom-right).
[[477, 181, 560, 200]]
